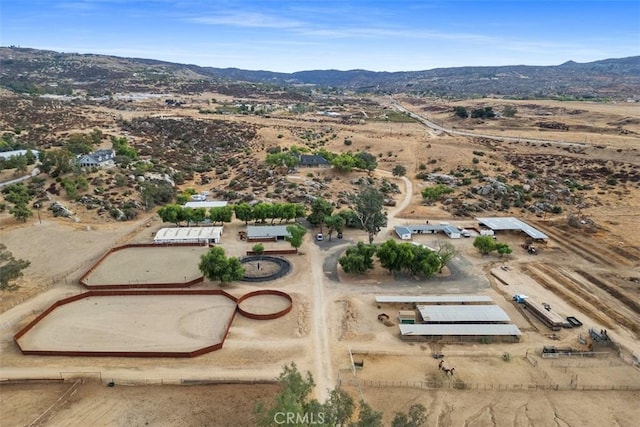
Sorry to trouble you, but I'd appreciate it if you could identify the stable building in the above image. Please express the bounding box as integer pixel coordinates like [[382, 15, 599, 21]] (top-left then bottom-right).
[[154, 227, 223, 245], [376, 295, 493, 306], [394, 224, 462, 240], [476, 217, 548, 240], [246, 225, 292, 242], [399, 324, 522, 343], [417, 304, 511, 324], [183, 201, 228, 209]]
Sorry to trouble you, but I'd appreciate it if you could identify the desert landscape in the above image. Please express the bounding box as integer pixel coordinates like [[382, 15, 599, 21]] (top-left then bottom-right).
[[1, 47, 639, 426]]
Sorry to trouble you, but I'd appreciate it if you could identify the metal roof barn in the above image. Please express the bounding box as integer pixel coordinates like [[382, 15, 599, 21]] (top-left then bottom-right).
[[476, 217, 548, 239], [376, 295, 493, 304], [183, 201, 228, 209], [417, 305, 511, 323], [246, 225, 292, 241], [154, 227, 223, 244], [399, 323, 522, 337]]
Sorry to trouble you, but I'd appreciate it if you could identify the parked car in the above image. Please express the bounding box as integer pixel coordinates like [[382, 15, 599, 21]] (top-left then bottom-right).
[[316, 233, 324, 241]]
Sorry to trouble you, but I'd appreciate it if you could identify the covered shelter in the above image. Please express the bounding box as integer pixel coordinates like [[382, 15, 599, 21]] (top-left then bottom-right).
[[154, 227, 223, 245], [399, 324, 522, 343], [476, 217, 548, 240], [376, 295, 493, 305], [394, 224, 462, 240], [246, 225, 292, 242], [417, 304, 511, 324], [183, 201, 228, 209]]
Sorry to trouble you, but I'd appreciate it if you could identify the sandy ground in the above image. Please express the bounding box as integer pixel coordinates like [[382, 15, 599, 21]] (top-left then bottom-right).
[[83, 245, 209, 286], [0, 382, 280, 427], [17, 294, 237, 352], [237, 293, 292, 316]]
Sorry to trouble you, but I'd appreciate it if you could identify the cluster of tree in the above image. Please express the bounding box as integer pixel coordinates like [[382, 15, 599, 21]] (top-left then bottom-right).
[[157, 202, 307, 226], [0, 150, 37, 172], [339, 239, 456, 278], [473, 236, 513, 255], [255, 362, 428, 427], [65, 130, 103, 155], [157, 204, 231, 225], [331, 151, 377, 174], [235, 202, 306, 225], [453, 106, 496, 119], [454, 105, 516, 119], [0, 244, 31, 291], [39, 149, 76, 177], [60, 175, 89, 199], [110, 136, 138, 161], [1, 183, 34, 222], [266, 151, 299, 168], [198, 246, 244, 285], [139, 180, 176, 210], [307, 189, 386, 244], [421, 184, 455, 203]]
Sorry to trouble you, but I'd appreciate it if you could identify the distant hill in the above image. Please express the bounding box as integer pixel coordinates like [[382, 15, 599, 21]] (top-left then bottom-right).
[[1, 46, 639, 99]]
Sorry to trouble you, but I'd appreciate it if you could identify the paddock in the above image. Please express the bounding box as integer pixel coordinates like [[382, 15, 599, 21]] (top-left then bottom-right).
[[80, 244, 209, 288], [15, 293, 238, 355]]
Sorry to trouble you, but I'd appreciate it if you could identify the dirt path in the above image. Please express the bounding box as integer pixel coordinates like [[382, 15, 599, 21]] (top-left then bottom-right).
[[309, 241, 333, 401]]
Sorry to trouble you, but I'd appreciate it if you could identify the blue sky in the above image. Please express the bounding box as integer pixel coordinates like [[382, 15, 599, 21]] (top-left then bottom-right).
[[1, 0, 638, 72]]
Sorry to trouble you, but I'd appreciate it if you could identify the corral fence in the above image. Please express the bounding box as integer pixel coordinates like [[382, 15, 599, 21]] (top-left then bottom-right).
[[345, 378, 640, 392]]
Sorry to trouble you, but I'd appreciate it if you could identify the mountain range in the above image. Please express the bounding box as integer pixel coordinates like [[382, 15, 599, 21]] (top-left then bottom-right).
[[1, 46, 639, 99]]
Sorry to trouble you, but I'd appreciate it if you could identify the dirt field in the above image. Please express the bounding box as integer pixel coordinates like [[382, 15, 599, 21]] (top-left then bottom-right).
[[16, 294, 238, 353], [83, 245, 208, 287], [2, 94, 640, 426], [0, 382, 280, 427]]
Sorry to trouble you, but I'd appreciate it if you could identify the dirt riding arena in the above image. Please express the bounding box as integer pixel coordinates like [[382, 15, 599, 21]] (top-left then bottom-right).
[[81, 244, 209, 288], [16, 293, 238, 355]]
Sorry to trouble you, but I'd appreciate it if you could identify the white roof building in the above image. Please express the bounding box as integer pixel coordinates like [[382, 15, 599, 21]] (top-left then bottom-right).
[[183, 201, 229, 209], [154, 227, 223, 244]]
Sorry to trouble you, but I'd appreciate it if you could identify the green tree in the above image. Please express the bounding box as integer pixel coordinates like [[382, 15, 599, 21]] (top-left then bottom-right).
[[234, 202, 254, 224], [421, 184, 454, 203], [324, 214, 345, 241], [286, 224, 307, 252], [252, 203, 270, 224], [391, 403, 428, 427], [198, 246, 245, 285], [502, 105, 517, 118], [354, 151, 378, 174], [496, 242, 513, 256], [323, 387, 355, 426], [189, 207, 207, 224], [436, 242, 457, 273], [0, 244, 31, 290], [376, 239, 402, 273], [255, 363, 318, 427], [351, 187, 387, 244], [392, 165, 407, 177], [2, 183, 31, 205], [266, 152, 299, 168], [307, 198, 333, 232], [331, 153, 357, 172], [209, 205, 234, 224], [338, 241, 376, 274], [473, 235, 497, 255], [157, 204, 182, 225], [9, 202, 32, 222], [352, 400, 384, 427], [409, 244, 441, 277], [252, 243, 265, 255], [453, 106, 468, 118]]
